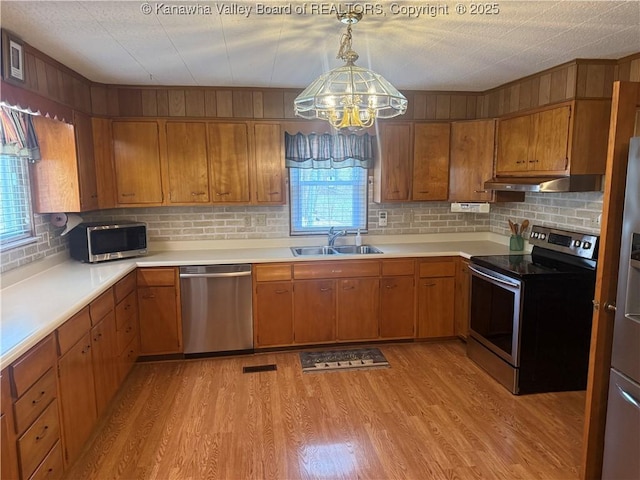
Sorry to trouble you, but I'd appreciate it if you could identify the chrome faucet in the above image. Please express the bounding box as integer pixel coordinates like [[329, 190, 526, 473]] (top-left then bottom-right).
[[327, 227, 347, 246]]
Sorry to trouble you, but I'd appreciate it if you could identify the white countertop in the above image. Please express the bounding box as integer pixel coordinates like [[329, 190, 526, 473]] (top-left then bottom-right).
[[1, 233, 519, 369]]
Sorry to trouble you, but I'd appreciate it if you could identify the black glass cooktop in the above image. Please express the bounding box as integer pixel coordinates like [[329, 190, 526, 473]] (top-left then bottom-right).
[[471, 249, 596, 279]]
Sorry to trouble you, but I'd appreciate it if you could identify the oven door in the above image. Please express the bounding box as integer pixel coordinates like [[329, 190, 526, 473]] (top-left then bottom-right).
[[468, 263, 523, 367]]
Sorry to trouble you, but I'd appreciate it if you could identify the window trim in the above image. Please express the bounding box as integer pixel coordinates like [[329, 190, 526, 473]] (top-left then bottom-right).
[[0, 153, 36, 250]]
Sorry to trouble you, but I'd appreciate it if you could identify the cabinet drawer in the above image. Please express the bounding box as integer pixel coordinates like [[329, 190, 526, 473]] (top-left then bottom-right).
[[11, 336, 56, 399], [419, 260, 456, 278], [56, 308, 91, 356], [255, 263, 292, 282], [115, 291, 137, 330], [1, 369, 11, 415], [17, 399, 59, 480], [13, 369, 56, 435], [28, 441, 63, 480], [89, 289, 114, 325], [116, 316, 138, 354], [294, 261, 380, 279], [114, 271, 137, 303], [137, 268, 175, 287], [381, 259, 415, 276]]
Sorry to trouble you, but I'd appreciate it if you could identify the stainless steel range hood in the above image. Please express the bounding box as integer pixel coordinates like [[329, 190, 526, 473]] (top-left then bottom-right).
[[484, 175, 603, 193]]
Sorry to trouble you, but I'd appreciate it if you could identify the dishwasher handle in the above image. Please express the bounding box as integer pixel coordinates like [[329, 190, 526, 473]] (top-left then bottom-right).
[[180, 271, 252, 279]]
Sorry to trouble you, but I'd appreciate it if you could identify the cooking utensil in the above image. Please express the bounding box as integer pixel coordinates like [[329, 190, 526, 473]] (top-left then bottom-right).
[[520, 219, 530, 235], [508, 219, 516, 235]]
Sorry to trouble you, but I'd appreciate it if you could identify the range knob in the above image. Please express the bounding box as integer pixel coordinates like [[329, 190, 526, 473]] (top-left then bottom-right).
[[583, 241, 592, 249], [539, 233, 547, 240], [574, 240, 582, 248]]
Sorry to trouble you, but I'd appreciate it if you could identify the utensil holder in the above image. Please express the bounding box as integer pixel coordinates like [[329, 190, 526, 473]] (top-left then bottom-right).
[[510, 234, 524, 251]]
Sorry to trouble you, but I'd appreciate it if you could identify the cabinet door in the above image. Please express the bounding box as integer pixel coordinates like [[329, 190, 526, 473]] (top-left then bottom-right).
[[30, 115, 81, 213], [449, 120, 496, 202], [138, 286, 181, 354], [92, 117, 117, 209], [208, 123, 250, 203], [166, 122, 210, 203], [454, 259, 471, 338], [336, 278, 379, 341], [1, 413, 19, 480], [496, 115, 531, 174], [380, 276, 415, 338], [74, 111, 99, 211], [417, 277, 455, 338], [375, 123, 412, 202], [531, 106, 571, 173], [91, 312, 119, 417], [293, 280, 335, 344], [255, 282, 294, 347], [253, 123, 285, 204], [57, 332, 97, 465], [112, 121, 163, 204], [412, 123, 450, 201]]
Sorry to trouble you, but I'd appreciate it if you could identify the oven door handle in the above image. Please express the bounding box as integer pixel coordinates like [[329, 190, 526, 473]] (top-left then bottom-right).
[[468, 265, 521, 289]]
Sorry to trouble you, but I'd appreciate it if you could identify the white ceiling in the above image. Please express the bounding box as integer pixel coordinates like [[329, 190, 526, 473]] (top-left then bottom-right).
[[1, 0, 639, 91]]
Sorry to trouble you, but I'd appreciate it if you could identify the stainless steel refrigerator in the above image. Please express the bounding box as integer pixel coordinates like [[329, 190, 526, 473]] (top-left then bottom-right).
[[602, 137, 640, 479]]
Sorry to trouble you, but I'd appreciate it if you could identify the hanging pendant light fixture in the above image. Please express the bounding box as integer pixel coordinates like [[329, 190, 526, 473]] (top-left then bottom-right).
[[294, 11, 408, 130]]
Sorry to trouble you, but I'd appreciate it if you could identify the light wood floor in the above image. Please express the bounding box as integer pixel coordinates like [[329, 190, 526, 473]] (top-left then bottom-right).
[[65, 341, 585, 480]]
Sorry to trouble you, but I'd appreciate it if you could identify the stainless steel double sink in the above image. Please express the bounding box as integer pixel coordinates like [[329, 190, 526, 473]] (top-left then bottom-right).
[[290, 245, 383, 256]]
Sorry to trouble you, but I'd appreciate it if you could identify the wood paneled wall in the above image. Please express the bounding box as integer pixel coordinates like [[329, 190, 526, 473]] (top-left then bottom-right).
[[89, 85, 482, 121], [478, 59, 618, 118], [616, 53, 640, 82]]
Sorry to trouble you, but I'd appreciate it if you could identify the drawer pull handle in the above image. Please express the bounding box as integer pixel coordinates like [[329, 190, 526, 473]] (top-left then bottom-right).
[[142, 295, 156, 299], [121, 193, 135, 197], [320, 287, 332, 292], [216, 192, 230, 196], [191, 191, 206, 196], [424, 283, 436, 287], [269, 191, 280, 195], [342, 286, 355, 290], [331, 270, 343, 274], [418, 190, 430, 193], [94, 333, 103, 341], [32, 391, 46, 405], [516, 160, 526, 164], [275, 289, 289, 294], [82, 344, 91, 354], [474, 190, 487, 194], [385, 284, 397, 289], [35, 425, 49, 441], [126, 326, 132, 333]]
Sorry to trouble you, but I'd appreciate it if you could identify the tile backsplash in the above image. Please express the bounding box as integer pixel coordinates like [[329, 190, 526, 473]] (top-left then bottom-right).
[[0, 214, 68, 273], [1, 192, 604, 275], [490, 191, 604, 236]]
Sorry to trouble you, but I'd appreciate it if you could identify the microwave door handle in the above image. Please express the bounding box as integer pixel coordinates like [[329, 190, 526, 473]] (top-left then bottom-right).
[[617, 385, 640, 409], [468, 265, 521, 289]]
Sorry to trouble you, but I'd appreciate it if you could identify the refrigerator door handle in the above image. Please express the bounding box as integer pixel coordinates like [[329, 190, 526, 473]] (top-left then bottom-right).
[[617, 384, 640, 409]]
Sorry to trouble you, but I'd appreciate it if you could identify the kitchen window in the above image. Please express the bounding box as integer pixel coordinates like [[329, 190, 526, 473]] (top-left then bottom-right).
[[285, 132, 374, 235], [0, 106, 39, 248]]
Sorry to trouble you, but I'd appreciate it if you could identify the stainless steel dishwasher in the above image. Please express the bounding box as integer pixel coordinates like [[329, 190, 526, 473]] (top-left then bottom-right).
[[179, 264, 253, 355]]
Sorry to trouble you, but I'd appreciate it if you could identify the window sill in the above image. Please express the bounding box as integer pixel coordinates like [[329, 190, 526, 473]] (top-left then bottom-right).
[[1, 236, 37, 251]]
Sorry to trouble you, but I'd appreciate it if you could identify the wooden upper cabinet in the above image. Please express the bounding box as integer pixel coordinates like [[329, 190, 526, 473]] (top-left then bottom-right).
[[448, 119, 496, 202], [92, 117, 117, 209], [166, 122, 210, 203], [74, 111, 100, 211], [412, 123, 450, 201], [253, 123, 285, 204], [112, 121, 163, 204], [495, 115, 531, 173], [496, 100, 610, 176], [374, 122, 412, 202], [208, 122, 250, 203], [30, 115, 82, 213]]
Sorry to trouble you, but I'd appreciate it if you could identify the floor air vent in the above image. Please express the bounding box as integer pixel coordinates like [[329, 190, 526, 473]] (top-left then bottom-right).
[[242, 364, 277, 373]]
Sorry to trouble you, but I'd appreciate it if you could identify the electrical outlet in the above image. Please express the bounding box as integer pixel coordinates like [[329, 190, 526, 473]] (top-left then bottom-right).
[[244, 215, 252, 227], [255, 214, 267, 227], [378, 211, 388, 227], [591, 214, 602, 227]]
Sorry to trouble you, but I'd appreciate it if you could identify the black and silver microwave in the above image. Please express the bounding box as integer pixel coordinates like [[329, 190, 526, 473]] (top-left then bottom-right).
[[69, 221, 147, 263]]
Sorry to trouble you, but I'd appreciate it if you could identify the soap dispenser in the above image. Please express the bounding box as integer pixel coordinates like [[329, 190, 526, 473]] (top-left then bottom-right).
[[355, 229, 362, 247]]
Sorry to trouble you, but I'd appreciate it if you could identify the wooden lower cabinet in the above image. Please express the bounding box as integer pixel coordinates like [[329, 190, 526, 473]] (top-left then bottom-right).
[[336, 278, 379, 341], [380, 276, 415, 338], [417, 258, 457, 338], [293, 280, 336, 344], [90, 312, 120, 416], [57, 331, 97, 467], [1, 369, 20, 480], [254, 281, 294, 347], [454, 258, 471, 339], [137, 268, 182, 355]]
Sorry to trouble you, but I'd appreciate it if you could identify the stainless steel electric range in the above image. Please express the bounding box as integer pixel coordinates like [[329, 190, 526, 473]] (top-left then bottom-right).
[[467, 225, 599, 395]]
